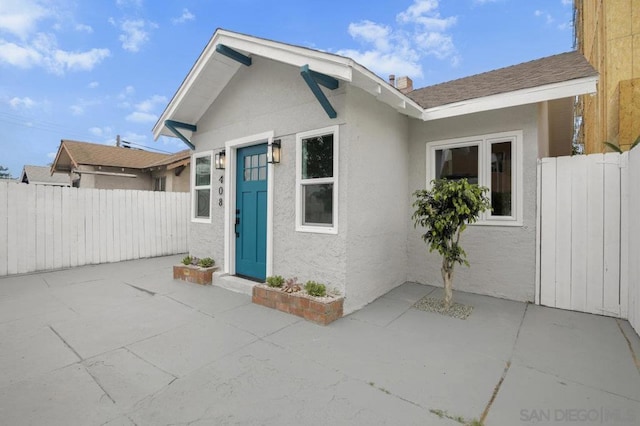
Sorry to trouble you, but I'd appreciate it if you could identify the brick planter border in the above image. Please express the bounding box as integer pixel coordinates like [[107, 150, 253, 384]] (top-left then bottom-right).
[[252, 285, 344, 325], [173, 265, 218, 285]]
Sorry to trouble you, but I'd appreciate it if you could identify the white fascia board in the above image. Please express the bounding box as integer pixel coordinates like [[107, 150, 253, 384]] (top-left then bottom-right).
[[217, 33, 353, 81], [350, 63, 423, 118], [421, 76, 598, 121]]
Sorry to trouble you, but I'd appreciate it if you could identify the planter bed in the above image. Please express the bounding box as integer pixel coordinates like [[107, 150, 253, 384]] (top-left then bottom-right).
[[173, 265, 218, 285], [252, 285, 344, 325]]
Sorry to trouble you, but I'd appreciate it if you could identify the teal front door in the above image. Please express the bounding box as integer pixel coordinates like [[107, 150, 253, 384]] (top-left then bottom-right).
[[235, 144, 268, 281]]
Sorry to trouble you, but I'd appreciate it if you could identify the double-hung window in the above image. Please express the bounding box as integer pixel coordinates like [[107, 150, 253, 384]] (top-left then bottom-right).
[[192, 151, 213, 222], [427, 130, 523, 225], [154, 176, 166, 192], [296, 126, 339, 234]]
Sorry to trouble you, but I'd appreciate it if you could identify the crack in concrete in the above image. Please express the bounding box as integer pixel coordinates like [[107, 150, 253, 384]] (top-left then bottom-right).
[[123, 347, 179, 381], [49, 325, 82, 361], [479, 302, 529, 423], [84, 365, 116, 404], [518, 363, 640, 403], [616, 319, 640, 374]]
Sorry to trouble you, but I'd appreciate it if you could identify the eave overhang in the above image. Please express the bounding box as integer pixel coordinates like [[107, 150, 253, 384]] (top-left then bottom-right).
[[421, 75, 598, 121], [152, 29, 424, 141]]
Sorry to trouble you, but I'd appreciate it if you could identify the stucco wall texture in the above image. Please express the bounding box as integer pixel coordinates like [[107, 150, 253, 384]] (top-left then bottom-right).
[[407, 104, 539, 303], [188, 57, 540, 313]]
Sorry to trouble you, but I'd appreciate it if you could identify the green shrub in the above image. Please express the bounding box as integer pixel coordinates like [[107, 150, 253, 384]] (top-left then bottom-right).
[[304, 281, 326, 297], [181, 255, 193, 266], [198, 257, 215, 268], [266, 275, 284, 288]]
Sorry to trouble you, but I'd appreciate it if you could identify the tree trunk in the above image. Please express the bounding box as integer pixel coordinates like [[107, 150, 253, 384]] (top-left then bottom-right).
[[441, 262, 454, 309]]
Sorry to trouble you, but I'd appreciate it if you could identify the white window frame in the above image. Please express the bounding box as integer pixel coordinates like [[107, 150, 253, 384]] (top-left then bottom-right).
[[295, 125, 339, 234], [191, 150, 213, 223], [426, 130, 523, 226]]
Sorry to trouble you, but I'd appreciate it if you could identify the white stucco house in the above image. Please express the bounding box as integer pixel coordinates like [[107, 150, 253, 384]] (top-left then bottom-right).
[[153, 29, 598, 314]]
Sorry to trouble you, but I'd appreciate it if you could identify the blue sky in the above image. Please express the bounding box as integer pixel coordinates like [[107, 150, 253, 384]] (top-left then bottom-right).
[[0, 0, 574, 178]]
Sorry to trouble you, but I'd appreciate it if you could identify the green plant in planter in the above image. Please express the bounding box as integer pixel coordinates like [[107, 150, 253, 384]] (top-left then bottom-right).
[[304, 281, 327, 297], [181, 255, 193, 266], [198, 257, 215, 268], [266, 275, 284, 288]]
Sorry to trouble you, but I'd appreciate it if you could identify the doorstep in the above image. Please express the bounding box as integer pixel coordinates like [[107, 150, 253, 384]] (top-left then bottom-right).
[[213, 272, 256, 296]]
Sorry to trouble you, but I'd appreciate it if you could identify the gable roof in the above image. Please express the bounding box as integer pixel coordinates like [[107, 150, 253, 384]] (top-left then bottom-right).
[[21, 165, 71, 186], [411, 51, 597, 120], [53, 140, 173, 171], [154, 29, 598, 141], [153, 29, 425, 140]]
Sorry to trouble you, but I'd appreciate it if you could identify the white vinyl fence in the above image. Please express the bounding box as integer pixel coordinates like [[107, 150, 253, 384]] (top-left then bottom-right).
[[538, 149, 640, 336], [0, 182, 189, 276]]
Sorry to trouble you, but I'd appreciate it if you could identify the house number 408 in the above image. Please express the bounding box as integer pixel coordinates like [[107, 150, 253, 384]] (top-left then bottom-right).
[[218, 176, 223, 207]]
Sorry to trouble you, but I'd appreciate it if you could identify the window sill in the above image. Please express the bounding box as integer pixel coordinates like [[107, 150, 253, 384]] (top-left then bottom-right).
[[295, 225, 338, 235], [471, 220, 523, 227], [191, 217, 212, 224]]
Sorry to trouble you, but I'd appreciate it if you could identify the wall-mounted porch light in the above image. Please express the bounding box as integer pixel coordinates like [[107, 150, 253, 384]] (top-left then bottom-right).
[[267, 139, 281, 164], [214, 150, 226, 169]]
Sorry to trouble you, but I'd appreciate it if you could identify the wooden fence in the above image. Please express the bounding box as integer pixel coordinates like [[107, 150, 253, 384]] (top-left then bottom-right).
[[537, 149, 640, 336], [0, 182, 189, 276]]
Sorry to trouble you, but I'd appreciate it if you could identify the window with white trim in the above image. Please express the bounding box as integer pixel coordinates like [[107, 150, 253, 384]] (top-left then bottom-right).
[[427, 131, 523, 225], [192, 151, 212, 222], [296, 126, 339, 234]]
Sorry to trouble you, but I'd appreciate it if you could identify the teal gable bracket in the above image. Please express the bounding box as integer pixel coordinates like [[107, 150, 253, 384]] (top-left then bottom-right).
[[216, 44, 252, 66], [308, 68, 339, 90], [300, 65, 338, 119], [165, 120, 197, 150]]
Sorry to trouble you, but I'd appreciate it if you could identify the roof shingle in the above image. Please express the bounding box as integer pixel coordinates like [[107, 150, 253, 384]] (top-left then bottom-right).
[[408, 51, 598, 109], [60, 140, 175, 169]]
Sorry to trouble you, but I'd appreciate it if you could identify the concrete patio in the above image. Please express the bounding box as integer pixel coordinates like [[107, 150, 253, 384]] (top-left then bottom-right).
[[0, 256, 638, 425]]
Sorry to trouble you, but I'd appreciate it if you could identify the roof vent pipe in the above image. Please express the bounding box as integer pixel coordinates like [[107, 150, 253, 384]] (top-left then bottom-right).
[[389, 74, 396, 87]]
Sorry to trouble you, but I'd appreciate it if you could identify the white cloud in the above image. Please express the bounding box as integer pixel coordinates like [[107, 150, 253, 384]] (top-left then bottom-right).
[[172, 8, 195, 25], [0, 0, 49, 39], [336, 0, 459, 80], [0, 39, 42, 67], [70, 105, 84, 115], [88, 81, 99, 89], [124, 94, 166, 123], [561, 0, 572, 5], [0, 21, 109, 74], [89, 126, 113, 137], [8, 96, 36, 109], [116, 0, 143, 8], [47, 151, 56, 160], [119, 85, 135, 98], [126, 111, 157, 123], [397, 0, 456, 31], [135, 94, 167, 112], [112, 18, 157, 52], [75, 23, 93, 33], [534, 10, 555, 25]]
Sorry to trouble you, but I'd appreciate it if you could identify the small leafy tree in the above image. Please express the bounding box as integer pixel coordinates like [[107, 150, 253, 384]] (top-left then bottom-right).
[[412, 179, 491, 308], [0, 165, 11, 179]]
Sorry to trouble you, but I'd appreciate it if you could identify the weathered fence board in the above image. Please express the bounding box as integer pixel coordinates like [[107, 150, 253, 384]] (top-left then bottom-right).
[[0, 182, 189, 276]]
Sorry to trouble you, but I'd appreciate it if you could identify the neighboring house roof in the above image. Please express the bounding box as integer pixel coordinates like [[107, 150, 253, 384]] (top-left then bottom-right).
[[54, 140, 170, 170], [145, 149, 191, 170], [21, 165, 71, 186], [154, 29, 598, 142], [409, 51, 598, 120]]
